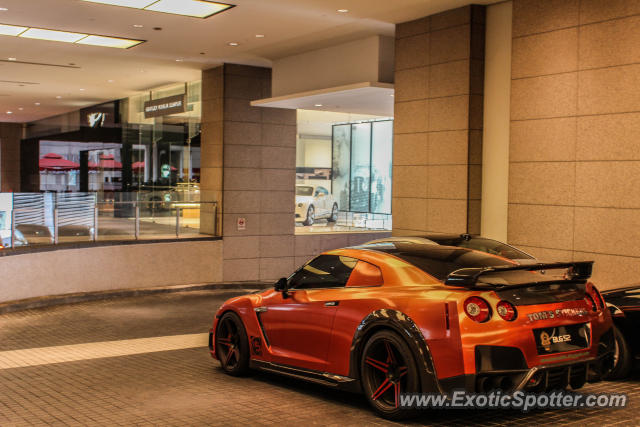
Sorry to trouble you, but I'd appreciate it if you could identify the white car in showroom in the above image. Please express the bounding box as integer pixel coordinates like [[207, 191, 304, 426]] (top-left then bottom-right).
[[295, 184, 338, 226]]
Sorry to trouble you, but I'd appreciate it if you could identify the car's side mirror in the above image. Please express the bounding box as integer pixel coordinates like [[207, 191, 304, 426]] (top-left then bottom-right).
[[275, 277, 287, 291], [275, 277, 290, 298]]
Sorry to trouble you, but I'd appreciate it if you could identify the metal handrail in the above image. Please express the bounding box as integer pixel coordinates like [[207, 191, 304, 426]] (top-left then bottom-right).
[[6, 200, 217, 249]]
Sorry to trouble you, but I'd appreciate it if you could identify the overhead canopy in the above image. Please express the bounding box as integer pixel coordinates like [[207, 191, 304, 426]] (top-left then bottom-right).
[[250, 82, 394, 117]]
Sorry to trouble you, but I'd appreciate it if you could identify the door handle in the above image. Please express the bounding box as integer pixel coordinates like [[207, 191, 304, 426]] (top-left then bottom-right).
[[324, 301, 339, 307], [254, 307, 267, 313]]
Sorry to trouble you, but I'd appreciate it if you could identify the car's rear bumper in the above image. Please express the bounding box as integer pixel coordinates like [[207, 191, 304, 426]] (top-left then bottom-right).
[[438, 327, 615, 394]]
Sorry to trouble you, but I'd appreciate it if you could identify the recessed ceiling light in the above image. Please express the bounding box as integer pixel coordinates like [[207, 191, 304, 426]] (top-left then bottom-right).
[[81, 0, 234, 19], [107, 79, 114, 83], [314, 104, 323, 107], [79, 88, 85, 91], [35, 102, 40, 106], [21, 28, 87, 43], [228, 42, 238, 46], [175, 58, 184, 62], [6, 111, 12, 114], [337, 9, 349, 13], [133, 24, 144, 28], [0, 8, 8, 11], [78, 35, 143, 49], [255, 34, 264, 38], [0, 23, 144, 48], [7, 57, 16, 61], [56, 96, 62, 99], [0, 24, 27, 36]]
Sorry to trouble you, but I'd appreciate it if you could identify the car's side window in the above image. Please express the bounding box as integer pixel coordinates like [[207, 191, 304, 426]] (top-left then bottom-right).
[[289, 255, 358, 290]]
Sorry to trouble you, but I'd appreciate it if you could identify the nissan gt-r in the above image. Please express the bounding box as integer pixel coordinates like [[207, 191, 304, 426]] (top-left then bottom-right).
[[209, 242, 614, 419]]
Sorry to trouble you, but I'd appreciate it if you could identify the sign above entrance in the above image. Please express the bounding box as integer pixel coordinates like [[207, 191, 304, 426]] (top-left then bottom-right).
[[144, 94, 186, 118]]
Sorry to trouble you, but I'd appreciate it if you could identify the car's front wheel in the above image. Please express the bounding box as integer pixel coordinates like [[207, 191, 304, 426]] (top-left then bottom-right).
[[215, 312, 250, 376], [361, 330, 420, 420], [303, 205, 315, 226]]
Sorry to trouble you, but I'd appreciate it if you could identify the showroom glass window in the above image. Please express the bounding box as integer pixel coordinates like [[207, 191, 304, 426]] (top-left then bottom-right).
[[331, 119, 393, 215], [288, 255, 358, 289]]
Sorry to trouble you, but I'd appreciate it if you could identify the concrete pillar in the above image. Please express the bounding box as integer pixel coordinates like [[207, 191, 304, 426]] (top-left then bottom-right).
[[392, 5, 485, 235], [200, 64, 297, 282]]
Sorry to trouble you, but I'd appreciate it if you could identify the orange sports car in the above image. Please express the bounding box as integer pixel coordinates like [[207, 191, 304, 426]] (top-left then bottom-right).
[[209, 241, 614, 419]]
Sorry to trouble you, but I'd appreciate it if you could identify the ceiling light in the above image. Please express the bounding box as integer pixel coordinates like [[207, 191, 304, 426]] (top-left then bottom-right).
[[82, 0, 155, 7], [107, 79, 114, 83], [337, 9, 349, 13], [21, 28, 87, 43], [7, 57, 16, 61], [6, 111, 12, 114], [34, 102, 40, 106], [0, 23, 144, 49], [77, 35, 143, 49], [145, 0, 233, 18], [79, 88, 85, 91], [0, 24, 27, 36], [133, 24, 144, 28], [314, 104, 323, 107], [82, 0, 234, 18], [0, 8, 7, 11], [255, 34, 264, 38], [175, 58, 184, 62], [228, 42, 238, 46], [56, 96, 62, 99]]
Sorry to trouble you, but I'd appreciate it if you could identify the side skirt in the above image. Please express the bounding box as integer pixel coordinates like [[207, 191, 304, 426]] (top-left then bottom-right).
[[250, 360, 361, 393]]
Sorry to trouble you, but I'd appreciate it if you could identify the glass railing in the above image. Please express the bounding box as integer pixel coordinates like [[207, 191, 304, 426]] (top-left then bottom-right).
[[0, 192, 217, 250]]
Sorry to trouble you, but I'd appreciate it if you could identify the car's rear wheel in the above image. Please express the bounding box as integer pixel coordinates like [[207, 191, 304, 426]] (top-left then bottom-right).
[[605, 325, 632, 380], [215, 312, 250, 376], [361, 330, 420, 420], [327, 203, 338, 223], [303, 205, 315, 226]]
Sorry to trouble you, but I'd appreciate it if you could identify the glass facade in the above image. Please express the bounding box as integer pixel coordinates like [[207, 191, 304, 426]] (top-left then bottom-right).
[[331, 119, 393, 216]]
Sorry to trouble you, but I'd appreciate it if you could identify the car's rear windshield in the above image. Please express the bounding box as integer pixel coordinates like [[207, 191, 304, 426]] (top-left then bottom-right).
[[296, 186, 313, 196], [427, 236, 534, 260], [367, 242, 514, 281]]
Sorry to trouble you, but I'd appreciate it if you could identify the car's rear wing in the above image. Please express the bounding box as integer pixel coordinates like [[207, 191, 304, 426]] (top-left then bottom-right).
[[444, 261, 594, 289]]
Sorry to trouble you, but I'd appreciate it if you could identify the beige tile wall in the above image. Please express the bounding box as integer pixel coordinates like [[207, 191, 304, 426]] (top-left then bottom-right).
[[509, 0, 640, 289], [393, 5, 485, 235]]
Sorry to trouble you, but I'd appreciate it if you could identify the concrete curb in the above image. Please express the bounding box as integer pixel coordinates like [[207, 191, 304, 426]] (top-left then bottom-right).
[[0, 282, 272, 315]]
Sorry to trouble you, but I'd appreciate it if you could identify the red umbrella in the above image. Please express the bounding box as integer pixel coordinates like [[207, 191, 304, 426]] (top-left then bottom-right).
[[39, 153, 79, 171], [99, 154, 122, 169]]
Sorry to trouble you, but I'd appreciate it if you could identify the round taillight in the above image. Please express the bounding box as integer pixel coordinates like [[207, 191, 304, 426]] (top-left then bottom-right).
[[496, 301, 517, 321], [464, 297, 491, 323], [584, 293, 596, 312]]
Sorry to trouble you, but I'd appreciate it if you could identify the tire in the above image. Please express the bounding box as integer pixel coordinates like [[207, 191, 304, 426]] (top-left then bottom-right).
[[327, 203, 338, 223], [605, 325, 632, 380], [215, 312, 251, 376], [360, 330, 420, 420], [303, 205, 315, 226]]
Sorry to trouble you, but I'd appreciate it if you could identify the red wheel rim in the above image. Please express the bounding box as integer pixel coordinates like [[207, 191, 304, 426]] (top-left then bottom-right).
[[363, 338, 409, 409], [216, 317, 240, 369]]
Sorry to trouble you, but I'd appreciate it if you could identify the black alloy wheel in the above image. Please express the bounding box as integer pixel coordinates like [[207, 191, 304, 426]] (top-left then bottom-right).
[[215, 312, 250, 376], [328, 203, 338, 223], [361, 330, 419, 420]]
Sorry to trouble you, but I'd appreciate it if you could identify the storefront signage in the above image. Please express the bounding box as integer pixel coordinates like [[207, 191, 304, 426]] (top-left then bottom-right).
[[144, 94, 186, 118]]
